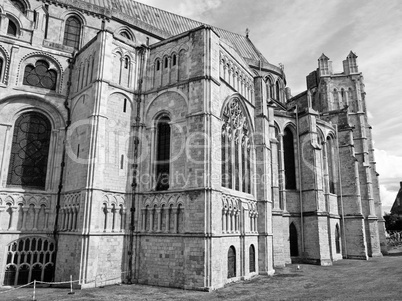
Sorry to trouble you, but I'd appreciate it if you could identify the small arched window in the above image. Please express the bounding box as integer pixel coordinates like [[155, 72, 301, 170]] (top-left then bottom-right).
[[120, 31, 131, 40], [327, 136, 335, 194], [124, 57, 129, 69], [155, 116, 171, 191], [283, 127, 296, 189], [172, 54, 177, 66], [156, 60, 160, 71], [11, 0, 27, 14], [7, 112, 52, 189], [228, 246, 236, 278], [23, 60, 57, 90], [249, 244, 255, 273], [266, 77, 272, 99], [164, 57, 169, 69], [290, 223, 298, 256], [63, 16, 82, 49], [7, 19, 18, 36], [335, 224, 341, 254]]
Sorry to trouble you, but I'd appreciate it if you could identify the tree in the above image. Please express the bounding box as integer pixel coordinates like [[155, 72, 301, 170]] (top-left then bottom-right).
[[384, 213, 402, 231]]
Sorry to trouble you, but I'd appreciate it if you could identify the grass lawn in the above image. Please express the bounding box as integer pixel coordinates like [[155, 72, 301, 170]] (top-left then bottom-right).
[[2, 246, 402, 301]]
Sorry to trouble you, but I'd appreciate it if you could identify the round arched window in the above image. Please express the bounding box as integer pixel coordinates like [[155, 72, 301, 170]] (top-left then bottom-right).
[[7, 112, 52, 188]]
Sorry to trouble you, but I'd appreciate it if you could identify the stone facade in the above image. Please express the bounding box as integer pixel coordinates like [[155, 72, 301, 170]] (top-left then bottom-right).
[[0, 0, 385, 291]]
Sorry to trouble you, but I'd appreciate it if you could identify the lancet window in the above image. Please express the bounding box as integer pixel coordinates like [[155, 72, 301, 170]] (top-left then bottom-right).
[[283, 127, 296, 189], [155, 116, 171, 191], [221, 98, 251, 193], [327, 136, 336, 194]]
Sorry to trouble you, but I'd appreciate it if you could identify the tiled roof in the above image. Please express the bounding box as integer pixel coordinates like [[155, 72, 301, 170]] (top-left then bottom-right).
[[51, 0, 272, 65], [391, 184, 402, 215]]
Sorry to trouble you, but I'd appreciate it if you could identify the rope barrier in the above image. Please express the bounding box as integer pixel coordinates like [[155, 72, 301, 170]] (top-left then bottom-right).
[[0, 281, 34, 294], [0, 270, 130, 298], [36, 280, 80, 285]]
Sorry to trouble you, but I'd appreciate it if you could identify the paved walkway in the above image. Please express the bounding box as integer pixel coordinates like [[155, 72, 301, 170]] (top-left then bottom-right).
[[3, 247, 402, 300]]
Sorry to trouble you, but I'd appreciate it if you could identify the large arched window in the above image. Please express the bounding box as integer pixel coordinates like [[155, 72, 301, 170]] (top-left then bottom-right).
[[221, 98, 251, 193], [327, 136, 335, 194], [155, 116, 171, 191], [283, 127, 296, 189], [7, 112, 52, 189], [249, 244, 255, 273], [227, 246, 236, 278], [23, 60, 57, 90], [3, 237, 55, 286], [63, 16, 82, 49]]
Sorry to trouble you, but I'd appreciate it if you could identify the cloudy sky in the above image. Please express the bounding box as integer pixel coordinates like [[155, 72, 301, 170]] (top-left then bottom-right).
[[136, 0, 402, 213]]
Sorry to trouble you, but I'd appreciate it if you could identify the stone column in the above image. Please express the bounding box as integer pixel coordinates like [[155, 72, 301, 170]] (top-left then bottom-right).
[[165, 207, 170, 233], [73, 207, 78, 231], [10, 207, 18, 230], [141, 209, 146, 231], [150, 208, 154, 232], [278, 133, 286, 212], [33, 206, 40, 231], [45, 208, 50, 230], [21, 207, 29, 231], [173, 207, 178, 234], [222, 208, 226, 233], [0, 205, 5, 230], [156, 208, 162, 232]]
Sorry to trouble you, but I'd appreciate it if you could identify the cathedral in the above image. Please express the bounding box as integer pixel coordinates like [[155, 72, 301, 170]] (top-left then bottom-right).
[[0, 0, 386, 290]]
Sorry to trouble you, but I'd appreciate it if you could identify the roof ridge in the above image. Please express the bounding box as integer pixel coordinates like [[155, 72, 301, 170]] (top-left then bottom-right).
[[128, 0, 249, 40], [125, 0, 204, 33]]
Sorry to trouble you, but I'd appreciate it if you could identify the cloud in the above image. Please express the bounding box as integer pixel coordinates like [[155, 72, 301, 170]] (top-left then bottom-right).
[[375, 148, 402, 212], [380, 184, 397, 214], [130, 0, 402, 212], [375, 149, 402, 180], [176, 0, 223, 19]]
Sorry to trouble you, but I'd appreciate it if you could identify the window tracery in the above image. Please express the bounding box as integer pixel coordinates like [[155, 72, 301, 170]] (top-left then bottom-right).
[[23, 60, 57, 90], [3, 237, 55, 286], [221, 98, 251, 193], [7, 112, 52, 189]]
